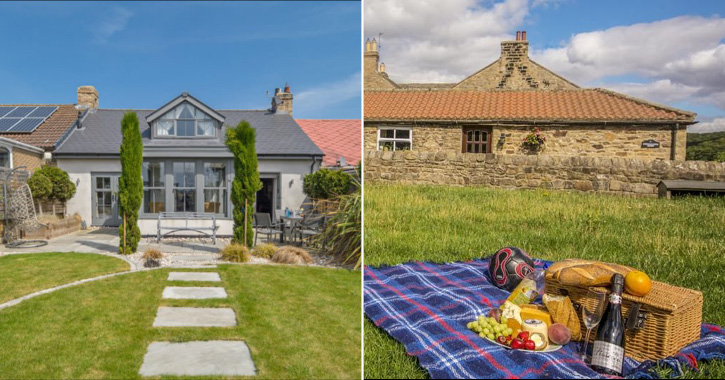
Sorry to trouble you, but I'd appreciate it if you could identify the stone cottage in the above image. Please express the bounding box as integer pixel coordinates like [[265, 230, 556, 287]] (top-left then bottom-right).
[[364, 32, 696, 161]]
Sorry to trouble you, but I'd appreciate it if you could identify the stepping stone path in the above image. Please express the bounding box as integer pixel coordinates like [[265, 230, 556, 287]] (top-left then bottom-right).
[[162, 286, 227, 299], [139, 272, 256, 377]]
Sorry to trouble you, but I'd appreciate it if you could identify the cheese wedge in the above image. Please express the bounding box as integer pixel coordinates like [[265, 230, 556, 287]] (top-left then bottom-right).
[[521, 308, 553, 327]]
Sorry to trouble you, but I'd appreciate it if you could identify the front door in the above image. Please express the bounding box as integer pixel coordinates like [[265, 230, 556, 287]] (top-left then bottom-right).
[[256, 177, 276, 217], [92, 173, 121, 226]]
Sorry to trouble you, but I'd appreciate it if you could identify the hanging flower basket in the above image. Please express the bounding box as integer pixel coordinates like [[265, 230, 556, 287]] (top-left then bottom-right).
[[521, 127, 547, 152]]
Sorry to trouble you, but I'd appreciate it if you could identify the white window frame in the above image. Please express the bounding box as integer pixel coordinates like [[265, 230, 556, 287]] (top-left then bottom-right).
[[0, 145, 12, 169], [377, 126, 413, 151]]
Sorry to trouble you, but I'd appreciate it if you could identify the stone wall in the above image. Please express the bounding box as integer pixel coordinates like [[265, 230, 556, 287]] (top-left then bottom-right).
[[364, 150, 725, 196], [364, 123, 686, 161]]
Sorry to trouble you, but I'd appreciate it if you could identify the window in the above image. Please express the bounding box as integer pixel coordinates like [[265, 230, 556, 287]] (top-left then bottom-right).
[[154, 103, 216, 138], [463, 127, 491, 153], [143, 162, 165, 213], [203, 163, 226, 214], [0, 147, 9, 168], [377, 127, 412, 151], [173, 162, 196, 212]]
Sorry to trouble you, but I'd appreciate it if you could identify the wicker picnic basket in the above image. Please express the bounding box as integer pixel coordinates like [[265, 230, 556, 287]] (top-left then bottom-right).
[[545, 278, 703, 362]]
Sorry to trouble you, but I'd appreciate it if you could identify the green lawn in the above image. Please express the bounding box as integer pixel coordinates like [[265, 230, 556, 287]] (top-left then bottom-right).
[[0, 264, 361, 379], [0, 252, 130, 303], [364, 184, 725, 379]]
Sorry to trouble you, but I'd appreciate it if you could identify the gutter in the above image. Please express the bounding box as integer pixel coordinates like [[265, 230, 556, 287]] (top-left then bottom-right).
[[364, 118, 698, 126]]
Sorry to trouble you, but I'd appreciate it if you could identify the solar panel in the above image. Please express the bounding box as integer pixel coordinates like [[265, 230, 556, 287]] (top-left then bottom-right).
[[5, 106, 35, 118], [0, 118, 20, 131], [0, 105, 59, 133], [9, 118, 44, 132], [0, 107, 14, 118], [28, 106, 57, 118]]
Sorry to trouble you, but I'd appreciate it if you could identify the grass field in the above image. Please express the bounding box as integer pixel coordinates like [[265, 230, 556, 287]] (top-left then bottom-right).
[[0, 252, 130, 303], [364, 184, 725, 379], [0, 264, 361, 379]]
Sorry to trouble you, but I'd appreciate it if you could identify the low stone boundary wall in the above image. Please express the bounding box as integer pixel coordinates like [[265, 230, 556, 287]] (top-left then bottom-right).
[[364, 151, 725, 196]]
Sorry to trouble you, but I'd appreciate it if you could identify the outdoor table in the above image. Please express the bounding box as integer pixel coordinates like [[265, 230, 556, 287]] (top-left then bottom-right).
[[279, 216, 303, 243]]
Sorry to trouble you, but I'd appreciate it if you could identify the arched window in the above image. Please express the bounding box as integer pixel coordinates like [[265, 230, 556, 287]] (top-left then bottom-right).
[[154, 103, 216, 138], [0, 147, 9, 168]]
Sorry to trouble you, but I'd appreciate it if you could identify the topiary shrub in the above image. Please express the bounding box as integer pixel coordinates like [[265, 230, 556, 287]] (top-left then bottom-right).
[[33, 166, 76, 202], [118, 112, 143, 255], [252, 243, 278, 259], [27, 171, 53, 203], [271, 245, 314, 265], [143, 248, 163, 268], [220, 243, 251, 263], [303, 168, 352, 199]]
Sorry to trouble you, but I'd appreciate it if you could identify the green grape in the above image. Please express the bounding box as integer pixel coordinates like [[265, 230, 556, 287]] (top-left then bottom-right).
[[500, 316, 508, 325], [505, 328, 513, 336], [483, 328, 491, 335], [496, 332, 503, 338], [479, 332, 486, 339], [487, 333, 495, 340], [467, 322, 473, 330]]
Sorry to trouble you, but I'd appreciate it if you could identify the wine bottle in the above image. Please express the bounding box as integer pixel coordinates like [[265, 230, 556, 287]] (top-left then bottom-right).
[[591, 273, 625, 376]]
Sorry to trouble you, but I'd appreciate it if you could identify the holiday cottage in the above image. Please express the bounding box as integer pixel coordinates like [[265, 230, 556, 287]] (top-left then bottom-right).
[[52, 86, 324, 235], [364, 32, 696, 161]]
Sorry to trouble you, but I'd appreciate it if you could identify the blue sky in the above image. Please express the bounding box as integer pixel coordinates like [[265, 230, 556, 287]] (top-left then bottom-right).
[[0, 1, 361, 119], [365, 0, 725, 132]]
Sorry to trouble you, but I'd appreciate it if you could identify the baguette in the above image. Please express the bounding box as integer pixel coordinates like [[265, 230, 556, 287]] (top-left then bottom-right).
[[547, 260, 636, 287]]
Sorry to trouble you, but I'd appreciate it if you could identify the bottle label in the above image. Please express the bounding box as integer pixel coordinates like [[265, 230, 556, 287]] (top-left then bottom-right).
[[609, 294, 622, 305], [591, 340, 624, 374]]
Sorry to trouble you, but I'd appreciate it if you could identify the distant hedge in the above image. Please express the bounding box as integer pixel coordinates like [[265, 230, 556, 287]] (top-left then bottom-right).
[[303, 169, 352, 199]]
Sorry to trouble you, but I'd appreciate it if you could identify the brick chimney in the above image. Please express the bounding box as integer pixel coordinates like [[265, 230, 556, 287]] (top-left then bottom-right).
[[271, 83, 293, 116], [77, 85, 99, 109]]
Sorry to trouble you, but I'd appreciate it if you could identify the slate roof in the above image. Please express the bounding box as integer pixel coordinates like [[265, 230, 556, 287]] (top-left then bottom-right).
[[55, 109, 324, 157], [296, 119, 361, 166], [0, 104, 78, 150], [364, 89, 697, 123]]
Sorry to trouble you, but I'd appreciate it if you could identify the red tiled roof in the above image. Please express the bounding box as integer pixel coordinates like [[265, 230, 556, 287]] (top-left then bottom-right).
[[364, 89, 696, 123], [296, 119, 361, 167], [0, 104, 78, 150]]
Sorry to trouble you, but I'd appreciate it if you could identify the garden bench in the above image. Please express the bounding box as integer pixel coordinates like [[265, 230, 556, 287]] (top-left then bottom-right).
[[657, 180, 725, 199], [157, 212, 218, 244]]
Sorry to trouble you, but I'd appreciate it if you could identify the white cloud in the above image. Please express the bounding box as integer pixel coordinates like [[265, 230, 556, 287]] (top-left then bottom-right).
[[295, 72, 361, 116], [92, 7, 132, 44], [689, 118, 725, 133], [365, 0, 530, 83]]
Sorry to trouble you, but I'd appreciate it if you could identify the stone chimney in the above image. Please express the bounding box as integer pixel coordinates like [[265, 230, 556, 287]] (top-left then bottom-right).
[[77, 85, 99, 109], [500, 30, 529, 67], [495, 30, 537, 89], [271, 83, 293, 116], [364, 38, 382, 76]]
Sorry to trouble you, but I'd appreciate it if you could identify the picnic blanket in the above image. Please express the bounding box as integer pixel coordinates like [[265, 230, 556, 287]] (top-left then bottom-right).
[[364, 258, 725, 379]]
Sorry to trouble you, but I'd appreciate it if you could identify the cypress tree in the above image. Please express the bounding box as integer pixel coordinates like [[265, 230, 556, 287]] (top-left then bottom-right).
[[118, 112, 143, 254], [225, 120, 262, 247]]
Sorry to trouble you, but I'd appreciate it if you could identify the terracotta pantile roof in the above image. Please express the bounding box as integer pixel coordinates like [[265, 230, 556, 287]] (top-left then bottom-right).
[[0, 104, 78, 150], [296, 119, 361, 167], [364, 89, 696, 123]]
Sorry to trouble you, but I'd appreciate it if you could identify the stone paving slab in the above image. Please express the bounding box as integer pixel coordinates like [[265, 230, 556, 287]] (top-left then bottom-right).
[[153, 307, 236, 327], [162, 286, 227, 299], [167, 272, 221, 282], [139, 341, 256, 376], [168, 264, 219, 269]]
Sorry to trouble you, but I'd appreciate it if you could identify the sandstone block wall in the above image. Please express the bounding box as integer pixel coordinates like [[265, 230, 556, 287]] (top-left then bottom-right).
[[364, 150, 725, 197], [12, 148, 43, 172], [364, 124, 685, 161]]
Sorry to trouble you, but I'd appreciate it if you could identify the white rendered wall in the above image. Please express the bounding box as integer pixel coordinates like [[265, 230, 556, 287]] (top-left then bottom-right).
[[57, 157, 319, 236], [57, 158, 121, 227]]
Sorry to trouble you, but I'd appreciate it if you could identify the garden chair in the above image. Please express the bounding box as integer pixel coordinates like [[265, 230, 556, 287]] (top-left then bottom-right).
[[253, 213, 283, 245], [294, 213, 324, 247]]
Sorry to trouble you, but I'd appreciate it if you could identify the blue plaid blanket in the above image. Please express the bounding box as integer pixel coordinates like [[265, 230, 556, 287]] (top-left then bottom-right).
[[364, 258, 725, 379]]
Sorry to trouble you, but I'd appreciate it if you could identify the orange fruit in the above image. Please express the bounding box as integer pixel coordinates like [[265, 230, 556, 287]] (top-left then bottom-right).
[[625, 270, 652, 297]]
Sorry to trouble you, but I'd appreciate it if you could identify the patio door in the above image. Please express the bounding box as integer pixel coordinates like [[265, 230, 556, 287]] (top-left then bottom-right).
[[92, 173, 121, 226]]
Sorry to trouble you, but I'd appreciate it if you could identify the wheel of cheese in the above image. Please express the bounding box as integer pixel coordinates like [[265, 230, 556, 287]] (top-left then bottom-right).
[[522, 319, 549, 341]]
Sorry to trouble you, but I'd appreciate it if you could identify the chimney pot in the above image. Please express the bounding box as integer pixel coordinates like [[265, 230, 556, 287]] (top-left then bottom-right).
[[274, 87, 281, 95], [522, 31, 526, 41], [284, 83, 290, 93], [371, 38, 378, 52], [516, 31, 521, 41]]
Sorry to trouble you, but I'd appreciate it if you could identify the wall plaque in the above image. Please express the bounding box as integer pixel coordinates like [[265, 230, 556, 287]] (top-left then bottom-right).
[[641, 139, 660, 148]]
